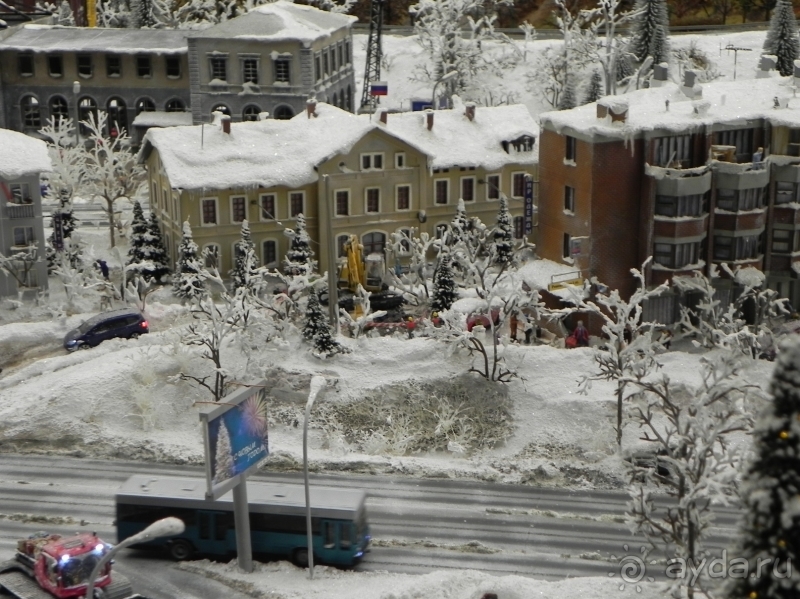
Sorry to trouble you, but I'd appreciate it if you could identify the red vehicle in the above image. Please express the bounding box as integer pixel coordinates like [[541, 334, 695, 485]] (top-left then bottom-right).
[[0, 532, 136, 599], [466, 310, 501, 332]]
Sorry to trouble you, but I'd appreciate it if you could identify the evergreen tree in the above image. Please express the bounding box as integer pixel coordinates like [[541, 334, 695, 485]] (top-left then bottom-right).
[[723, 339, 800, 599], [46, 194, 80, 273], [283, 213, 317, 276], [172, 221, 207, 302], [126, 199, 149, 279], [629, 0, 670, 64], [616, 50, 636, 83], [230, 220, 259, 291], [558, 73, 577, 110], [212, 420, 235, 483], [583, 69, 604, 104], [143, 212, 170, 282], [763, 0, 800, 77], [449, 198, 471, 245], [493, 196, 514, 265], [650, 24, 669, 66], [431, 255, 458, 313], [303, 292, 346, 357]]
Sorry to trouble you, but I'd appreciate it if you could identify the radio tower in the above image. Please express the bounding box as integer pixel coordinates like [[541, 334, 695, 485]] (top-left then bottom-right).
[[359, 0, 385, 112]]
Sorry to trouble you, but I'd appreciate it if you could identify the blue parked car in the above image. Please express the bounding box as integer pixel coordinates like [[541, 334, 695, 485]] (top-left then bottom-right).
[[64, 308, 149, 351]]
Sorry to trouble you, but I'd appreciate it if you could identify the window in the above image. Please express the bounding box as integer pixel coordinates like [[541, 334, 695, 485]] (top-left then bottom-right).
[[773, 229, 792, 253], [323, 521, 335, 549], [435, 179, 449, 205], [242, 58, 258, 84], [106, 98, 127, 135], [331, 45, 337, 71], [201, 198, 218, 225], [716, 187, 766, 212], [366, 188, 380, 213], [338, 43, 344, 69], [209, 56, 227, 81], [290, 192, 304, 217], [653, 134, 692, 167], [49, 96, 68, 122], [18, 53, 33, 76], [362, 231, 386, 255], [165, 98, 185, 112], [514, 216, 524, 239], [136, 55, 152, 78], [345, 86, 352, 112], [203, 244, 220, 269], [776, 181, 798, 205], [77, 54, 92, 77], [106, 54, 121, 77], [275, 58, 290, 83], [396, 185, 410, 210], [337, 234, 349, 257], [655, 193, 708, 217], [655, 242, 701, 268], [716, 128, 753, 159], [360, 153, 384, 171], [20, 96, 41, 129], [335, 190, 349, 216], [486, 174, 500, 200], [260, 194, 276, 220], [211, 104, 231, 116], [512, 173, 526, 198], [314, 55, 321, 81], [166, 55, 181, 78], [48, 55, 63, 77], [242, 105, 261, 121], [9, 183, 30, 203], [564, 186, 575, 213], [323, 51, 329, 76], [332, 91, 339, 109], [263, 240, 277, 265], [231, 196, 246, 223], [78, 97, 97, 134], [397, 228, 411, 254], [136, 98, 155, 114], [13, 226, 35, 247], [395, 153, 406, 169], [345, 40, 351, 64], [274, 105, 294, 120], [716, 188, 736, 211], [461, 177, 475, 202], [566, 135, 576, 161], [510, 135, 535, 153], [563, 233, 571, 259], [151, 183, 159, 210]]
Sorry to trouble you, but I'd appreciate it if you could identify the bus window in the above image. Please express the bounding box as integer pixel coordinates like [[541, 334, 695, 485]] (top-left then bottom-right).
[[199, 512, 211, 539], [340, 522, 352, 549], [214, 514, 228, 541], [323, 521, 336, 549]]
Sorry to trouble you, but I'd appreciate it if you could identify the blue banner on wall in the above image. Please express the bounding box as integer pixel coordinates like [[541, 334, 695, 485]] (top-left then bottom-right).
[[524, 175, 533, 235]]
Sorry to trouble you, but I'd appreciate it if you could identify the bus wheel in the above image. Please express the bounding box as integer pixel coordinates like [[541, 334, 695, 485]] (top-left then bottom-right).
[[169, 540, 194, 561], [292, 548, 310, 568]]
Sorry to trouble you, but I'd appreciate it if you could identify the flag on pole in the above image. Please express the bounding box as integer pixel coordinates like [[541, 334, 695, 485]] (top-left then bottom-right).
[[370, 81, 388, 96]]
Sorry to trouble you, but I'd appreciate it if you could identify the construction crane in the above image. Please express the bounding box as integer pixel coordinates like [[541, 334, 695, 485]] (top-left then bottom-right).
[[359, 0, 385, 112]]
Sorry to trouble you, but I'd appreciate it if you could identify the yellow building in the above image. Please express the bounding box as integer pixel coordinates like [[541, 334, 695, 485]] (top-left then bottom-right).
[[137, 100, 539, 277]]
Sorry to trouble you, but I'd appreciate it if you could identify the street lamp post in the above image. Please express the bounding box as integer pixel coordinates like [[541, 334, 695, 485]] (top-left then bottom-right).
[[303, 375, 327, 580], [85, 517, 185, 599], [72, 80, 81, 143], [431, 70, 458, 110]]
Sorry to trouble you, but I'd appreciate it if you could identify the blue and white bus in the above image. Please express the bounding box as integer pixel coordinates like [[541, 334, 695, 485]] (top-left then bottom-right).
[[115, 474, 370, 567]]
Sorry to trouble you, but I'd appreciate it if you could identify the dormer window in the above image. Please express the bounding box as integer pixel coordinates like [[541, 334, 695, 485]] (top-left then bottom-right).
[[511, 135, 535, 152], [361, 152, 384, 171]]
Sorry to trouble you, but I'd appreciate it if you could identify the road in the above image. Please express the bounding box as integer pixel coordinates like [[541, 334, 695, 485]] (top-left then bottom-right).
[[0, 454, 743, 597]]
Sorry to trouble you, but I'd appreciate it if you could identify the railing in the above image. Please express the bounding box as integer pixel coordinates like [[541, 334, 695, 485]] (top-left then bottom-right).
[[548, 270, 583, 291], [3, 203, 35, 219]]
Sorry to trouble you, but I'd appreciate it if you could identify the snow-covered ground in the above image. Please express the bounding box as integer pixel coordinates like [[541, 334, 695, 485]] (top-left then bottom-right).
[[0, 27, 782, 598]]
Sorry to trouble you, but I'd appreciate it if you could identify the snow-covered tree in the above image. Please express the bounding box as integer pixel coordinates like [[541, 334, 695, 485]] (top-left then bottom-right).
[[527, 45, 570, 108], [763, 0, 800, 77], [212, 420, 235, 483], [385, 227, 442, 304], [37, 0, 76, 25], [583, 68, 604, 103], [283, 213, 317, 276], [0, 246, 41, 296], [303, 291, 347, 358], [97, 0, 133, 28], [172, 221, 207, 302], [81, 111, 145, 248], [629, 0, 670, 65], [558, 73, 578, 109], [126, 200, 149, 279], [722, 339, 800, 599], [492, 195, 514, 265], [627, 352, 760, 598], [144, 212, 171, 282], [230, 219, 260, 292], [431, 254, 458, 313], [39, 116, 84, 206]]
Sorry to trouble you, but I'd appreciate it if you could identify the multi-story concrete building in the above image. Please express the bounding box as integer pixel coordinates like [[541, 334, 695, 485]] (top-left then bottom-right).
[[0, 128, 52, 297], [138, 101, 538, 276], [537, 65, 800, 320], [188, 1, 357, 123]]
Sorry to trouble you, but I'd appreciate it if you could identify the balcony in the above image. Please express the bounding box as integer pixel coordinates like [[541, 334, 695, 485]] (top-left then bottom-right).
[[653, 214, 709, 238], [3, 203, 35, 219], [714, 210, 766, 231], [713, 161, 770, 189], [645, 165, 711, 197]]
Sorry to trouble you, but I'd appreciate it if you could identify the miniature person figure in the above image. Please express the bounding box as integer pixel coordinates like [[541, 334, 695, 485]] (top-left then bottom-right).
[[523, 316, 534, 345], [573, 320, 589, 347], [753, 147, 764, 169], [96, 259, 109, 280], [509, 311, 519, 343], [406, 316, 416, 339]]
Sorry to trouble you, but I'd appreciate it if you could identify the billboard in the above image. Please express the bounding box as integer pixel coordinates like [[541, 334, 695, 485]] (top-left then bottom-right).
[[199, 381, 269, 500]]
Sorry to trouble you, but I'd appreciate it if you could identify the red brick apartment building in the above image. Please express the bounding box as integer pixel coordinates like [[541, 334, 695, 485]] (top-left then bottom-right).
[[538, 63, 800, 322]]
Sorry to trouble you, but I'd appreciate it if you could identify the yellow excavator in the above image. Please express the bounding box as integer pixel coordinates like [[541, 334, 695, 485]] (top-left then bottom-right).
[[337, 235, 404, 313]]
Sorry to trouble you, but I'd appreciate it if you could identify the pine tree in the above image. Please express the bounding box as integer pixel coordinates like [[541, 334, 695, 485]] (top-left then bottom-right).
[[126, 200, 149, 279], [172, 221, 207, 302], [303, 292, 346, 357], [763, 0, 800, 77], [558, 73, 577, 110], [723, 339, 800, 599], [283, 213, 317, 276], [431, 255, 458, 313], [212, 420, 235, 483], [649, 24, 669, 66], [449, 198, 471, 245], [616, 50, 636, 83], [493, 196, 514, 265], [143, 212, 170, 282], [230, 220, 259, 291], [583, 69, 604, 104], [629, 0, 670, 65]]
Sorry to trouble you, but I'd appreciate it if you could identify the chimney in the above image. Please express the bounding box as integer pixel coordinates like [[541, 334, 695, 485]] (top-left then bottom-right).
[[425, 109, 434, 130], [221, 115, 231, 134], [465, 101, 475, 121], [598, 98, 628, 123], [596, 103, 608, 119], [795, 59, 800, 84], [758, 54, 777, 79], [651, 62, 668, 87], [378, 108, 388, 124], [692, 100, 710, 117], [306, 98, 317, 118], [681, 69, 702, 99]]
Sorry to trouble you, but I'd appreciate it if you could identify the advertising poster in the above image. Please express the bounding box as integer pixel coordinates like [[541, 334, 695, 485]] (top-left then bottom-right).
[[200, 382, 269, 500]]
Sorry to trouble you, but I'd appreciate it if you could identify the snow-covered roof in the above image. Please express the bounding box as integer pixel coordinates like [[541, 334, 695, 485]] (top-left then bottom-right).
[[373, 102, 539, 170], [132, 111, 193, 128], [0, 129, 52, 180], [540, 74, 800, 139], [139, 103, 374, 192], [189, 0, 356, 43], [518, 258, 588, 301], [0, 24, 188, 53]]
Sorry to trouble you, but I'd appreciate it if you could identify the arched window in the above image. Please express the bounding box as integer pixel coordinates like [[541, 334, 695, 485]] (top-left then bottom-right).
[[49, 96, 69, 124], [135, 97, 156, 115], [262, 240, 277, 266], [211, 104, 231, 116], [78, 96, 97, 134], [165, 98, 185, 112], [273, 105, 294, 120], [362, 231, 386, 255], [346, 85, 352, 113], [106, 97, 127, 137], [242, 105, 261, 121], [20, 95, 41, 129], [332, 91, 338, 109], [202, 244, 220, 269]]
